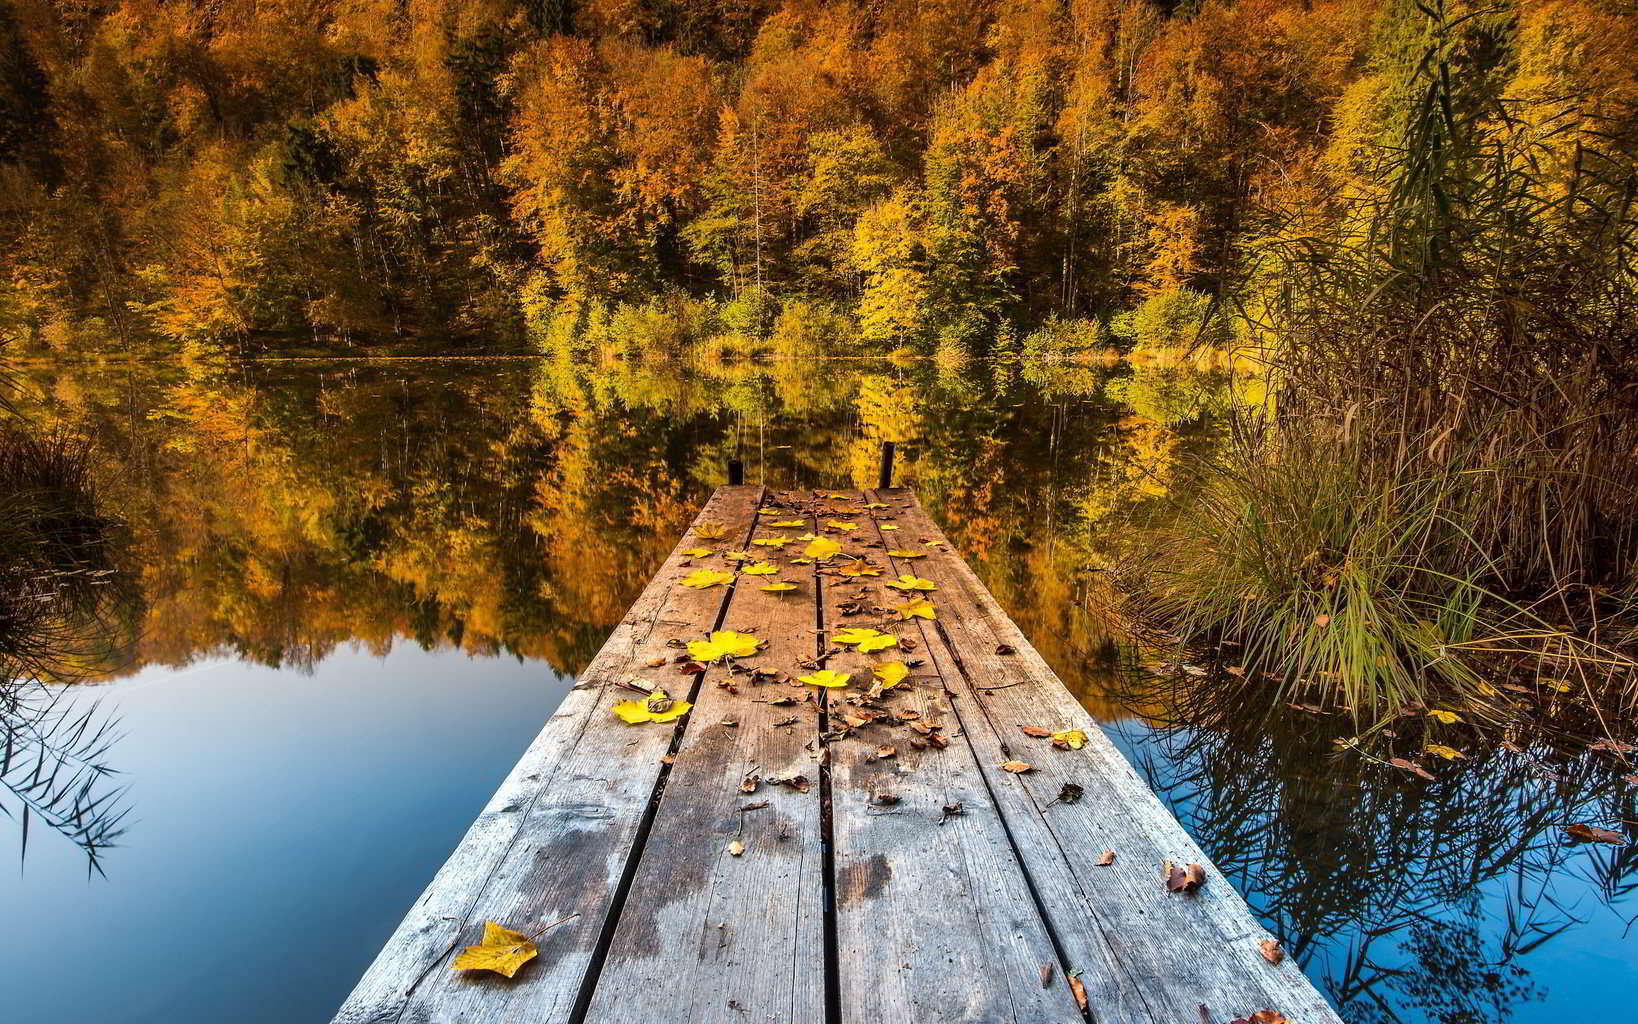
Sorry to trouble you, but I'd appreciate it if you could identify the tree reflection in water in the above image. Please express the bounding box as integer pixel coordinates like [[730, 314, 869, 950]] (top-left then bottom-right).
[[1101, 669, 1637, 1024]]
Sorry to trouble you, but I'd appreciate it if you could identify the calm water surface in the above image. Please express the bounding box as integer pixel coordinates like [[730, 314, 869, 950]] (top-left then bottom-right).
[[2, 357, 1631, 1023]]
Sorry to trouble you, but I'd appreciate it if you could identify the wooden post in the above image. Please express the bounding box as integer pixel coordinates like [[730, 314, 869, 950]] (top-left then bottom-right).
[[877, 442, 895, 489], [728, 459, 744, 486]]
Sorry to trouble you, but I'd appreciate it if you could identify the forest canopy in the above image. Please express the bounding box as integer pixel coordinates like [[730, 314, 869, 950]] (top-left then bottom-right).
[[0, 0, 1633, 356]]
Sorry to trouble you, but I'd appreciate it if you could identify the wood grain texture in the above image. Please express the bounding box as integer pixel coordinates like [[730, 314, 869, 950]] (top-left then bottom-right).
[[331, 485, 765, 1024], [822, 495, 1080, 1023], [584, 491, 824, 1024], [868, 488, 1345, 1024]]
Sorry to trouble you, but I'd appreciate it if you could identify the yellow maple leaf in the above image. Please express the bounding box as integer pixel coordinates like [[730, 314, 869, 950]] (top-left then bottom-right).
[[832, 627, 899, 653], [722, 550, 753, 562], [804, 537, 842, 560], [826, 520, 858, 531], [682, 547, 713, 558], [612, 687, 692, 724], [886, 550, 927, 558], [800, 669, 851, 688], [840, 562, 883, 577], [452, 922, 538, 978], [885, 574, 936, 592], [680, 569, 735, 589], [872, 661, 910, 689], [1427, 709, 1463, 724], [687, 631, 762, 661], [1424, 743, 1467, 760], [752, 537, 789, 547], [769, 519, 806, 528], [694, 522, 727, 540], [894, 597, 936, 620], [863, 502, 888, 509], [1051, 729, 1087, 750], [761, 582, 798, 593], [880, 524, 899, 531], [739, 561, 779, 576]]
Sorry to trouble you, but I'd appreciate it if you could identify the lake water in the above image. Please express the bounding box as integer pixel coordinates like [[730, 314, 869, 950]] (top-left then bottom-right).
[[2, 356, 1631, 1023]]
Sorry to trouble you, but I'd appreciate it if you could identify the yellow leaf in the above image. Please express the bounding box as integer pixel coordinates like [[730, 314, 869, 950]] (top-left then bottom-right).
[[752, 536, 789, 547], [924, 540, 945, 548], [687, 631, 762, 661], [1427, 709, 1463, 724], [885, 574, 936, 592], [1424, 743, 1466, 760], [722, 550, 753, 562], [452, 922, 538, 978], [769, 519, 806, 528], [680, 569, 735, 589], [999, 761, 1034, 774], [796, 532, 819, 541], [872, 661, 910, 689], [840, 562, 883, 577], [694, 522, 727, 540], [832, 627, 899, 653], [886, 550, 927, 558], [880, 524, 899, 531], [739, 561, 779, 576], [894, 597, 936, 620], [613, 688, 692, 724], [825, 520, 858, 531], [761, 582, 799, 593], [1051, 729, 1087, 750], [800, 669, 851, 688], [682, 547, 713, 558], [863, 502, 888, 509], [804, 537, 842, 560]]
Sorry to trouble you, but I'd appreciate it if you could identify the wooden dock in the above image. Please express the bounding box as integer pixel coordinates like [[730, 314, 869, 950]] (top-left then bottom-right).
[[333, 486, 1343, 1024]]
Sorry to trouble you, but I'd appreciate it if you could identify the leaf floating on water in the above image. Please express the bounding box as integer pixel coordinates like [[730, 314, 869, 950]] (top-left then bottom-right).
[[799, 669, 851, 688], [832, 627, 899, 652], [1565, 823, 1626, 844], [1051, 729, 1087, 750], [680, 569, 735, 589], [894, 597, 937, 620], [1389, 757, 1435, 781], [761, 582, 799, 593], [872, 661, 910, 689], [884, 574, 936, 592], [1424, 743, 1466, 760], [612, 688, 692, 724], [1258, 939, 1285, 965], [1426, 709, 1463, 724], [452, 922, 539, 978], [739, 561, 780, 576], [804, 537, 842, 560], [999, 760, 1034, 774]]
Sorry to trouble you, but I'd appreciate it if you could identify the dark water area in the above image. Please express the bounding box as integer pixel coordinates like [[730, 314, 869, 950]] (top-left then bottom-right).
[[1, 356, 1631, 1023]]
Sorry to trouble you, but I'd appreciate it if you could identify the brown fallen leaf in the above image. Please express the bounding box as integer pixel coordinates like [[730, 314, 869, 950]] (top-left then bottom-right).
[[996, 644, 1017, 655], [1067, 972, 1088, 1012], [1164, 861, 1207, 893], [872, 792, 901, 806], [1229, 1012, 1289, 1024], [939, 802, 965, 824], [1097, 850, 1115, 866], [772, 775, 811, 793], [739, 801, 769, 812], [876, 744, 897, 759], [1000, 760, 1034, 774], [728, 840, 745, 857], [1388, 757, 1435, 781], [1565, 823, 1626, 844], [1020, 725, 1054, 738], [739, 774, 760, 794], [452, 922, 539, 978], [1258, 939, 1285, 965], [646, 657, 668, 668], [1039, 963, 1054, 988]]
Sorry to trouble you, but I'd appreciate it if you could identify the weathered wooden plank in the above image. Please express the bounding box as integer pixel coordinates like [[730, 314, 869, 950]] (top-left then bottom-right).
[[819, 491, 1081, 1024], [870, 488, 1345, 1024], [332, 485, 765, 1024], [584, 492, 825, 1023]]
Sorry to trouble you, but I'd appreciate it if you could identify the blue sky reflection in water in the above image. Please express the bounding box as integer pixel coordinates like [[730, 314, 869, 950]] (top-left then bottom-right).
[[1, 358, 1632, 1024], [0, 646, 564, 1024]]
